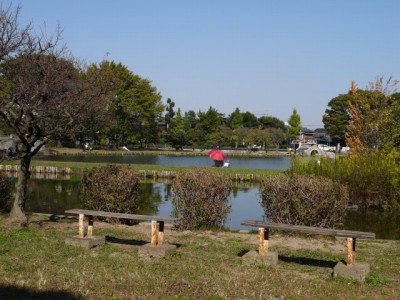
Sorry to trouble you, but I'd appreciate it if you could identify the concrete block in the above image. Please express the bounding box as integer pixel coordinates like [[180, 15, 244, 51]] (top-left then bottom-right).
[[241, 250, 278, 267], [138, 243, 177, 260], [65, 235, 106, 249], [333, 261, 371, 282]]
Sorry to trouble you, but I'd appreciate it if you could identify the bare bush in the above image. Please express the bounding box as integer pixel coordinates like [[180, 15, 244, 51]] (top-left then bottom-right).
[[172, 169, 232, 230], [79, 165, 140, 222], [260, 174, 348, 228]]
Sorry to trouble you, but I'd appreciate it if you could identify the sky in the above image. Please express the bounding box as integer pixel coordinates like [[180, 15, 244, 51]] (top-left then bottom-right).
[[6, 0, 400, 129]]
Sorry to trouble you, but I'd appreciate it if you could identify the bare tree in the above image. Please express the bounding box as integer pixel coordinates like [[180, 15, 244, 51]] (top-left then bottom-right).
[[0, 3, 31, 61], [0, 4, 111, 221]]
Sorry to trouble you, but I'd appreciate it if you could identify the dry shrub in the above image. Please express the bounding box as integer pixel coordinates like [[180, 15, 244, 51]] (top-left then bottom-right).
[[172, 169, 232, 230], [260, 174, 348, 228], [79, 165, 140, 222], [0, 171, 12, 212]]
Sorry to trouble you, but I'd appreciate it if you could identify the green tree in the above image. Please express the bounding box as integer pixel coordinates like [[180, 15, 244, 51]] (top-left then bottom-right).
[[196, 107, 223, 147], [241, 111, 259, 128], [164, 98, 175, 131], [266, 128, 286, 150], [182, 110, 199, 147], [258, 115, 285, 130], [89, 61, 164, 147], [246, 128, 266, 148], [207, 124, 232, 147], [168, 108, 185, 149], [323, 93, 352, 145], [228, 107, 243, 129], [287, 108, 302, 143], [228, 108, 243, 148]]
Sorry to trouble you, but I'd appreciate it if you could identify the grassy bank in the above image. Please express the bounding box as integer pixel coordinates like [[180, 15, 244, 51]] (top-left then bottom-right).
[[0, 214, 399, 299], [1, 147, 285, 181], [47, 147, 290, 158]]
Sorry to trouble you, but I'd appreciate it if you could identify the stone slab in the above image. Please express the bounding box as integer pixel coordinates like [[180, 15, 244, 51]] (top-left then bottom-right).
[[332, 261, 371, 282], [241, 250, 278, 267], [65, 235, 106, 249], [138, 243, 177, 260]]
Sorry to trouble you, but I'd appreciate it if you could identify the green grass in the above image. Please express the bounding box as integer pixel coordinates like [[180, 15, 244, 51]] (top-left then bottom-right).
[[0, 214, 399, 299]]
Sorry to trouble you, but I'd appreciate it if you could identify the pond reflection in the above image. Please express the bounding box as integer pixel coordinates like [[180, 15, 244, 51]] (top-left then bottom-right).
[[23, 178, 400, 240]]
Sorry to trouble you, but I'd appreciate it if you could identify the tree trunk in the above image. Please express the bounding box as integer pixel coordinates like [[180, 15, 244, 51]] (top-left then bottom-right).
[[9, 155, 31, 222]]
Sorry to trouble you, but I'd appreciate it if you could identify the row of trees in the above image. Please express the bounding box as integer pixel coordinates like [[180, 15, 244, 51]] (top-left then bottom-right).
[[163, 106, 297, 150], [59, 60, 299, 150], [0, 57, 301, 151], [74, 62, 300, 150], [0, 4, 303, 221]]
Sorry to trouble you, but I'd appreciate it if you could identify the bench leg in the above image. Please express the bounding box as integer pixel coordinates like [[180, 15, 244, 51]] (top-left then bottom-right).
[[346, 238, 356, 265], [88, 216, 94, 237], [151, 220, 158, 247], [258, 227, 269, 256], [158, 221, 165, 245], [78, 214, 85, 238]]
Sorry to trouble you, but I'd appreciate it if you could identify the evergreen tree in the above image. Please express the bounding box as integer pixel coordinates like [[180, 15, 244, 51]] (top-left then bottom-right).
[[287, 108, 302, 143]]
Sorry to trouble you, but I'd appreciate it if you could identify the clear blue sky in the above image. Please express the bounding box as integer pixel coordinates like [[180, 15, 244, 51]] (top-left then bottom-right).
[[8, 0, 400, 129]]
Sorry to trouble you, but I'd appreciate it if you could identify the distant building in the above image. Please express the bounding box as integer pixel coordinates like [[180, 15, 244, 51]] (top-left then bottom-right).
[[0, 135, 16, 155], [0, 135, 45, 155], [295, 128, 331, 145]]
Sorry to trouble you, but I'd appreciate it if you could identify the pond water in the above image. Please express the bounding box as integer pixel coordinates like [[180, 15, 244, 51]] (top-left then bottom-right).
[[35, 153, 291, 170], [24, 178, 400, 240]]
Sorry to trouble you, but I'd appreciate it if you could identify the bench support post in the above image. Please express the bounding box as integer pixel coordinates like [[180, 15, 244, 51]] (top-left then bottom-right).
[[88, 216, 94, 237], [158, 221, 165, 245], [346, 238, 356, 265], [258, 227, 269, 256], [151, 220, 158, 246], [78, 214, 85, 238]]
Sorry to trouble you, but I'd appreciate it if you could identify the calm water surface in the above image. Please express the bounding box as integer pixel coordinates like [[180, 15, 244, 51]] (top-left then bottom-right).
[[25, 178, 400, 240]]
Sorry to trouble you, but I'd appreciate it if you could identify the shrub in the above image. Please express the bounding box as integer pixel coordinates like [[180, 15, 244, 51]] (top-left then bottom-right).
[[289, 151, 400, 210], [79, 165, 140, 221], [172, 169, 232, 230], [259, 174, 348, 228], [0, 171, 12, 212]]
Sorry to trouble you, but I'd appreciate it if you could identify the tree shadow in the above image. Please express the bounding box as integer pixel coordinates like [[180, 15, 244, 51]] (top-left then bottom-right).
[[278, 255, 338, 268], [237, 249, 251, 257], [0, 284, 83, 300], [105, 235, 148, 246], [105, 235, 181, 249]]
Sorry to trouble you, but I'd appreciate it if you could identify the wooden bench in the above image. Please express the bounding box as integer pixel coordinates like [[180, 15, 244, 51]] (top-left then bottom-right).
[[241, 220, 375, 265], [65, 209, 178, 247]]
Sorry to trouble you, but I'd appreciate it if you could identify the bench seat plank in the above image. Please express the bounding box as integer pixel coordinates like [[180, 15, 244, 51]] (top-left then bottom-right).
[[65, 209, 178, 247], [241, 220, 375, 265], [241, 220, 375, 239], [65, 209, 178, 223]]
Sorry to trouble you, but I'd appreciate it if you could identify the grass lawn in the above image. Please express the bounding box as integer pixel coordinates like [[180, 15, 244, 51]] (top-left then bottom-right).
[[0, 214, 399, 299]]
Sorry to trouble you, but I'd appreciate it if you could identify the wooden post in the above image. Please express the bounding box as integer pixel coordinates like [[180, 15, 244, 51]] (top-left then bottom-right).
[[88, 215, 94, 237], [258, 227, 269, 256], [151, 220, 158, 246], [346, 237, 356, 265], [78, 214, 85, 238], [158, 221, 165, 245]]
